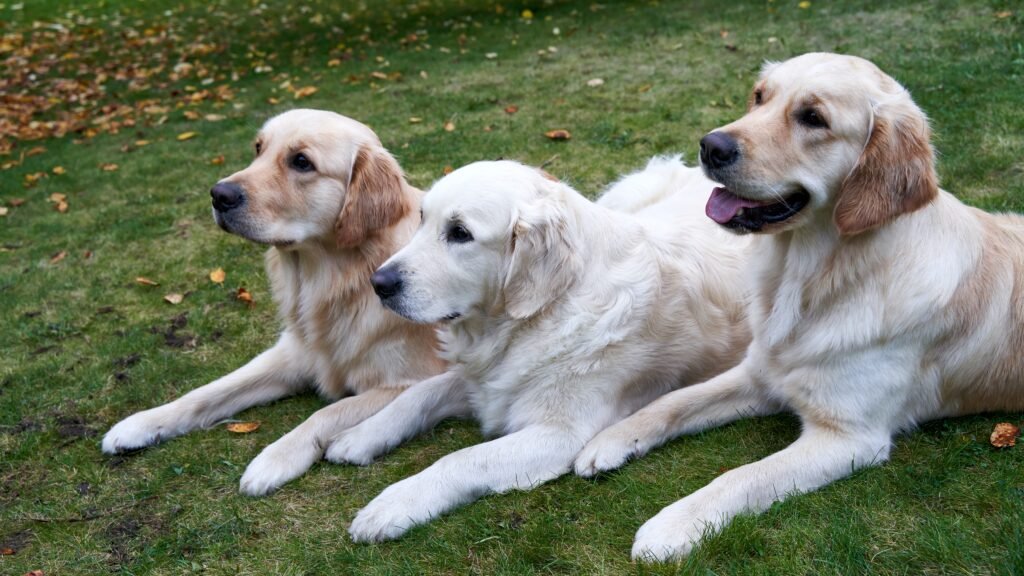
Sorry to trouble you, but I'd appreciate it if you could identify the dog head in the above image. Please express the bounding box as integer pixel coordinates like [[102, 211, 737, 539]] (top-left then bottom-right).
[[371, 160, 581, 324], [700, 52, 938, 235], [211, 109, 410, 248]]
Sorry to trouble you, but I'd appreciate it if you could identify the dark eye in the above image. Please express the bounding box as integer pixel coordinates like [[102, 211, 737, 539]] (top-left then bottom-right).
[[254, 141, 262, 155], [291, 152, 315, 172], [753, 89, 763, 105], [447, 224, 473, 244], [798, 108, 829, 129]]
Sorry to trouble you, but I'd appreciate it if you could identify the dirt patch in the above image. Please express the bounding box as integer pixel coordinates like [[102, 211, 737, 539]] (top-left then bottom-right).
[[56, 415, 97, 440], [112, 354, 142, 369], [1, 418, 41, 436], [150, 312, 197, 349], [0, 529, 33, 555]]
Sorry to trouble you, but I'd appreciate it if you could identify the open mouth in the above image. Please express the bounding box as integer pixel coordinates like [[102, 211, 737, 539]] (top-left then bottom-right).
[[705, 187, 810, 232]]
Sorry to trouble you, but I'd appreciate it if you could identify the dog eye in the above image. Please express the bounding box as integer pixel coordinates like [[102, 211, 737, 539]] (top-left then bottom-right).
[[447, 224, 473, 244], [254, 142, 262, 156], [798, 108, 829, 129], [753, 89, 763, 105], [290, 153, 315, 172]]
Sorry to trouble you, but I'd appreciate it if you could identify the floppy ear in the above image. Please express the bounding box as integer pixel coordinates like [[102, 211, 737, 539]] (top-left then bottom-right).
[[336, 145, 410, 248], [833, 98, 938, 235], [502, 197, 580, 319]]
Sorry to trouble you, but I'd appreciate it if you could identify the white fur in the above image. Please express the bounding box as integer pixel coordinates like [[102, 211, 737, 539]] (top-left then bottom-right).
[[331, 157, 753, 542], [577, 53, 1024, 560]]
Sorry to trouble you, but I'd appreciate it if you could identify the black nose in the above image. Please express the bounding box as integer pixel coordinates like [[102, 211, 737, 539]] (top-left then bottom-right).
[[371, 266, 403, 299], [211, 181, 245, 212], [699, 132, 740, 170]]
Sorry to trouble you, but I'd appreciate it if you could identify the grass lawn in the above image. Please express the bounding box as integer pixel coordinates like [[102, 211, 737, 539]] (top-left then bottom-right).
[[2, 0, 1023, 574]]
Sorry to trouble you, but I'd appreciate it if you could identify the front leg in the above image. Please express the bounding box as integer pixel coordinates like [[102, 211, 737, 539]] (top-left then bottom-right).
[[575, 361, 778, 477], [349, 424, 584, 542], [632, 427, 892, 561], [325, 371, 469, 466], [239, 386, 406, 496], [102, 332, 310, 453]]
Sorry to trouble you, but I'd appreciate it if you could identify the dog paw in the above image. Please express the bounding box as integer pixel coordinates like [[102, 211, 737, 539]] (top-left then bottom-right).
[[573, 429, 641, 477], [239, 435, 320, 496], [324, 426, 387, 466], [631, 504, 709, 562], [349, 482, 429, 542], [102, 411, 170, 454]]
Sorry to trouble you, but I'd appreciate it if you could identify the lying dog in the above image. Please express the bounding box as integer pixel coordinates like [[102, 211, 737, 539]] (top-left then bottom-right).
[[324, 157, 753, 542], [102, 109, 445, 496], [575, 52, 1024, 560]]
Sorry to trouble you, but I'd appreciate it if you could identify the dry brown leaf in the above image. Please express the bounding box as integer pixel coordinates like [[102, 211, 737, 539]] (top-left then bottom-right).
[[52, 166, 66, 175], [226, 421, 261, 433], [135, 277, 159, 286], [443, 165, 454, 175], [443, 121, 456, 132], [164, 293, 184, 305], [9, 198, 27, 207], [236, 287, 254, 306], [209, 267, 226, 284], [370, 71, 388, 80], [210, 154, 225, 165], [1, 547, 14, 555], [996, 10, 1013, 18], [990, 422, 1019, 448], [504, 105, 519, 114], [26, 146, 46, 157], [327, 58, 342, 67], [294, 86, 318, 98], [100, 163, 119, 172], [544, 129, 572, 141], [49, 250, 67, 265], [183, 110, 200, 120], [204, 114, 225, 122]]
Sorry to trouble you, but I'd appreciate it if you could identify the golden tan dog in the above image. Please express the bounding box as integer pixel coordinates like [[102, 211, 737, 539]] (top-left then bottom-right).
[[576, 53, 1024, 560], [103, 109, 444, 496]]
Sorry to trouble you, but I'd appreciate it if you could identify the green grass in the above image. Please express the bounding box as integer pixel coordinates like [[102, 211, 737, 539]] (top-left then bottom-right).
[[2, 0, 1023, 574]]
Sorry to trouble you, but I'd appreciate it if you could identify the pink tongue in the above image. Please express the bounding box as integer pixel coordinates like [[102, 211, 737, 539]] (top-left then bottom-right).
[[706, 187, 768, 224]]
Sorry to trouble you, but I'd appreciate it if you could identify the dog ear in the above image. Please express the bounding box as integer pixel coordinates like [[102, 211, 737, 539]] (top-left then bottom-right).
[[336, 145, 410, 248], [833, 98, 938, 235], [502, 196, 580, 319]]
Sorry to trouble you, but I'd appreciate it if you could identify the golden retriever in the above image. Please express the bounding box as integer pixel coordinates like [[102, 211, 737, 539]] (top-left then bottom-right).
[[102, 109, 445, 496], [323, 157, 753, 541], [575, 52, 1024, 560]]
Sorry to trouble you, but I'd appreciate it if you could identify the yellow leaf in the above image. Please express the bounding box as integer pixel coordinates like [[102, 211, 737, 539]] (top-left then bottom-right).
[[134, 140, 151, 147], [226, 421, 261, 433], [49, 193, 67, 202], [521, 9, 534, 19], [52, 166, 66, 175], [211, 154, 225, 165], [135, 277, 159, 286], [164, 293, 184, 305], [204, 114, 226, 122], [327, 58, 342, 67], [294, 86, 318, 98], [444, 121, 456, 132], [177, 132, 198, 141], [209, 267, 226, 284], [101, 163, 119, 172], [183, 110, 200, 120], [798, 1, 811, 7]]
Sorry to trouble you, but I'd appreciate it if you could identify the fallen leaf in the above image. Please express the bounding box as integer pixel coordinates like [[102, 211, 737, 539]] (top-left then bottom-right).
[[327, 58, 342, 67], [26, 146, 46, 157], [544, 129, 572, 141], [798, 0, 811, 7], [49, 193, 67, 202], [370, 71, 388, 80], [521, 8, 534, 19], [1, 547, 14, 555], [444, 121, 456, 132], [204, 114, 226, 122], [294, 86, 318, 98], [443, 165, 454, 175], [83, 250, 93, 259], [211, 154, 225, 165], [485, 52, 498, 59], [101, 163, 119, 172], [504, 105, 519, 114], [52, 166, 66, 175], [135, 277, 159, 286], [49, 250, 67, 264], [183, 110, 200, 120], [226, 421, 260, 433], [409, 117, 423, 123], [9, 198, 27, 207], [586, 78, 604, 87], [0, 207, 7, 217], [996, 10, 1013, 18], [637, 84, 653, 93], [209, 267, 226, 284], [164, 293, 184, 305], [134, 140, 151, 147], [236, 287, 254, 306], [177, 132, 198, 141], [991, 422, 1019, 448]]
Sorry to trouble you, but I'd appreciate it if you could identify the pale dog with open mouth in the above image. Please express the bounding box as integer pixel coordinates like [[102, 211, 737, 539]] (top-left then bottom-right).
[[576, 53, 1024, 560], [102, 109, 445, 496], [326, 157, 754, 542]]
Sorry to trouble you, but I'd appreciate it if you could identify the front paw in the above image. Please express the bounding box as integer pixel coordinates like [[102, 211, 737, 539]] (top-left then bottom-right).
[[631, 504, 709, 562], [574, 428, 643, 478], [349, 481, 431, 542], [325, 426, 388, 466], [239, 433, 320, 496], [102, 410, 171, 454]]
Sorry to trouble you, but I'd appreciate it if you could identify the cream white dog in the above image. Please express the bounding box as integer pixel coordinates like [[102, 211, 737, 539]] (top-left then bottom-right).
[[102, 110, 445, 496], [327, 157, 753, 542], [575, 52, 1024, 560]]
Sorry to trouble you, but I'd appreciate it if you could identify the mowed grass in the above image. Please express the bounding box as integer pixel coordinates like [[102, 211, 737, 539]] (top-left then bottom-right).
[[2, 0, 1023, 574]]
